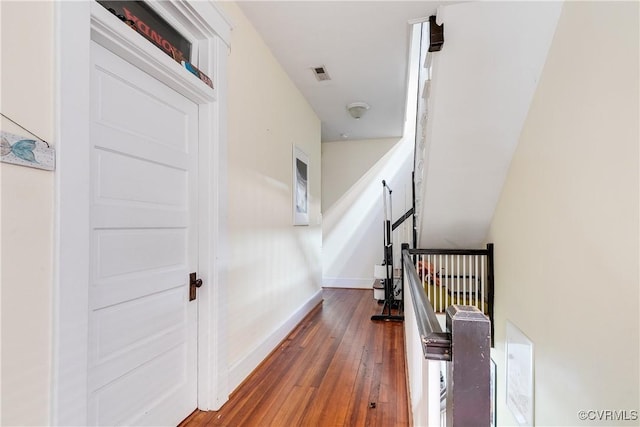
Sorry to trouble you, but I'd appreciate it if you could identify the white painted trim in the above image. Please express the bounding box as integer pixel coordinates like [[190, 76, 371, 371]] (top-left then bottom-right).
[[90, 2, 216, 104], [162, 1, 233, 48], [52, 2, 91, 425], [53, 1, 231, 424], [195, 35, 231, 411], [227, 290, 324, 392], [322, 277, 374, 289]]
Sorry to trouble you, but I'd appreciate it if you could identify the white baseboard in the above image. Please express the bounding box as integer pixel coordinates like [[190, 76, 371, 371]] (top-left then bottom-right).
[[322, 277, 373, 289], [227, 289, 323, 392]]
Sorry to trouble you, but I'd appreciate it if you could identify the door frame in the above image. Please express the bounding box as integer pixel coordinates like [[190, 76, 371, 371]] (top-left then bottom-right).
[[53, 2, 232, 425]]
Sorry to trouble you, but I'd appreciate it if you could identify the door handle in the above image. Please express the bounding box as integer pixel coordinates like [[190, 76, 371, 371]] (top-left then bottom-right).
[[189, 272, 203, 301]]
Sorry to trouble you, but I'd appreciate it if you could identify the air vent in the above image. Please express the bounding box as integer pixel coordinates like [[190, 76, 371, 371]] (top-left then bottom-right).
[[312, 65, 331, 81]]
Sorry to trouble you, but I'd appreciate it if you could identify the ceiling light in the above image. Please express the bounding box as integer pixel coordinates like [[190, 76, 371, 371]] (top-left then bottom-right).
[[346, 102, 370, 119]]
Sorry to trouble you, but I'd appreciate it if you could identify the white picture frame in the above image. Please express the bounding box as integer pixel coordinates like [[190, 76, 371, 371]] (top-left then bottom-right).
[[293, 145, 309, 226], [506, 320, 534, 426]]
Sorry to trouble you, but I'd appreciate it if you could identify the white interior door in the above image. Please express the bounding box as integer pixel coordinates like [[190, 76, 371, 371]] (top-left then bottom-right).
[[88, 41, 199, 426]]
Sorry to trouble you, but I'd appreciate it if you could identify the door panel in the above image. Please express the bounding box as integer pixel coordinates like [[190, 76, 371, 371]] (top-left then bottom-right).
[[89, 41, 198, 426], [95, 149, 187, 207]]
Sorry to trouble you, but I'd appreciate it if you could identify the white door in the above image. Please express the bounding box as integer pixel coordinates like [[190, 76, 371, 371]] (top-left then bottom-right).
[[88, 41, 199, 426]]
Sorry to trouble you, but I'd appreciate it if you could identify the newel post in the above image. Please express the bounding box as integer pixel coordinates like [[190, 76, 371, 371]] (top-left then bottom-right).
[[445, 305, 491, 426]]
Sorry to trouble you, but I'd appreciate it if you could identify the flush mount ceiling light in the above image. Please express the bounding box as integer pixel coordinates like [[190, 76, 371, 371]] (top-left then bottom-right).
[[346, 102, 370, 119]]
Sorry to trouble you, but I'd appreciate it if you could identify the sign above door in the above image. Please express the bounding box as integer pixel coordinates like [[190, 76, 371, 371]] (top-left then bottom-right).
[[97, 0, 192, 63]]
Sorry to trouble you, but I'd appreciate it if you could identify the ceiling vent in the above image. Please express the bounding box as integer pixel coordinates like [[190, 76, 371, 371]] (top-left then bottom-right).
[[312, 65, 331, 81]]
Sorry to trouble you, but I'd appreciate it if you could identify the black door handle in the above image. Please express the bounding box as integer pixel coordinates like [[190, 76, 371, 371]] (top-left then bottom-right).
[[189, 272, 203, 301]]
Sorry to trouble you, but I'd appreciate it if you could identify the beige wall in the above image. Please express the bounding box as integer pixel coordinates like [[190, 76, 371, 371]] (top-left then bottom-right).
[[0, 1, 55, 425], [488, 2, 639, 425], [220, 3, 323, 390], [322, 137, 399, 212]]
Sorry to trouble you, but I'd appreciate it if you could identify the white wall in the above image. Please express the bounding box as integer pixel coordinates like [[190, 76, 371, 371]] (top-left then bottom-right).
[[0, 2, 55, 425], [220, 2, 323, 392], [418, 1, 562, 249], [321, 137, 408, 288], [488, 2, 639, 425], [322, 138, 413, 288]]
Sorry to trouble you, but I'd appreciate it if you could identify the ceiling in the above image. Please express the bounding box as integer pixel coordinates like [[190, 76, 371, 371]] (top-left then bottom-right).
[[238, 1, 449, 142]]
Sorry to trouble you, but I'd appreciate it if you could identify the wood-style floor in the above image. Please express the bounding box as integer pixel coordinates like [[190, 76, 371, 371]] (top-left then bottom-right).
[[180, 288, 409, 427]]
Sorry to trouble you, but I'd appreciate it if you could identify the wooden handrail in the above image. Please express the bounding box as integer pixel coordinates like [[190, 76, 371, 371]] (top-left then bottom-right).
[[402, 246, 451, 361], [407, 243, 495, 347], [409, 247, 490, 256]]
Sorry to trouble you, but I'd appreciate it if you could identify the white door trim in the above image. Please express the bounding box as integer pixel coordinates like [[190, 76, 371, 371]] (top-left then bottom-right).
[[53, 2, 232, 425]]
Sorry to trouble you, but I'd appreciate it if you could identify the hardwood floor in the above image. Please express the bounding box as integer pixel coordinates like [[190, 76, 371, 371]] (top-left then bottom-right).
[[180, 288, 409, 427]]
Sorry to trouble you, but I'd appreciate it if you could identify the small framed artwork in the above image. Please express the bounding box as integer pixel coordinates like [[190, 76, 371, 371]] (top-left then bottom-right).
[[293, 145, 309, 226], [506, 321, 534, 426]]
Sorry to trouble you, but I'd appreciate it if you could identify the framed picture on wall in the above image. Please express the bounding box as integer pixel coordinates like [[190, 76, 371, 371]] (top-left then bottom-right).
[[293, 145, 309, 226]]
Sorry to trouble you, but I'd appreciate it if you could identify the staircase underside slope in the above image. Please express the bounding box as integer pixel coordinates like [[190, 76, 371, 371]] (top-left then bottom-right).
[[417, 2, 563, 248]]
